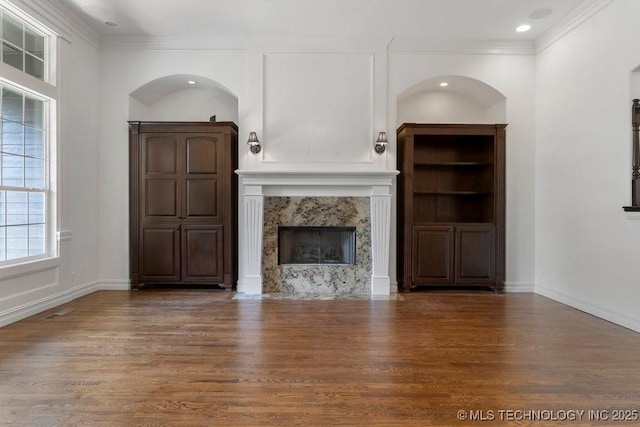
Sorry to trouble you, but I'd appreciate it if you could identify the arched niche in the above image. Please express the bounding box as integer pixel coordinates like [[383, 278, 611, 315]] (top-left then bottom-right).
[[129, 74, 238, 123], [397, 76, 506, 126]]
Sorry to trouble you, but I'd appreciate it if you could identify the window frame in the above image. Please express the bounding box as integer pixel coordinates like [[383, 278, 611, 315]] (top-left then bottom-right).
[[0, 1, 57, 271]]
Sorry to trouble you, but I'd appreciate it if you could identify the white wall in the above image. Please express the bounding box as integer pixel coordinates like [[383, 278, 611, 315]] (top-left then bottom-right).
[[536, 0, 640, 332], [398, 90, 486, 124], [129, 87, 239, 123], [0, 1, 102, 326], [389, 52, 537, 291]]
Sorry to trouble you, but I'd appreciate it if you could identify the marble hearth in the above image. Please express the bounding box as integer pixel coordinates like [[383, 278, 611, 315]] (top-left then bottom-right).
[[235, 170, 398, 295]]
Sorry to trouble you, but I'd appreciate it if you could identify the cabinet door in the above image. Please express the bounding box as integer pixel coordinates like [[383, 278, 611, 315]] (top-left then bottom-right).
[[455, 224, 495, 283], [182, 225, 223, 282], [141, 225, 181, 283], [141, 134, 181, 221], [184, 135, 223, 222], [412, 226, 455, 283]]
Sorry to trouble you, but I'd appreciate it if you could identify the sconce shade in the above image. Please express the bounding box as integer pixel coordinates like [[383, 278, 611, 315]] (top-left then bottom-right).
[[247, 131, 261, 154], [374, 131, 388, 154]]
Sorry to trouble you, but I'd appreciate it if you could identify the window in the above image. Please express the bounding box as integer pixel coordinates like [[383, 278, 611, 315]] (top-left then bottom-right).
[[0, 4, 53, 265], [1, 10, 46, 80], [0, 84, 46, 261]]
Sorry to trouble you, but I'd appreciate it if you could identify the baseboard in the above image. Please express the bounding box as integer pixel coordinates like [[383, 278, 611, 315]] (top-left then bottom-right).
[[535, 284, 640, 334], [0, 280, 101, 328], [98, 280, 131, 291], [504, 282, 535, 293]]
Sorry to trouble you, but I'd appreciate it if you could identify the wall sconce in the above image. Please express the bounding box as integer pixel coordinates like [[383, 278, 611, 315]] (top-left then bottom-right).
[[247, 132, 261, 154], [374, 131, 388, 154]]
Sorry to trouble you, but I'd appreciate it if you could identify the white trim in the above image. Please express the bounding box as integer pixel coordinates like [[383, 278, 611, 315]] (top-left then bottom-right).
[[99, 280, 131, 291], [0, 280, 133, 327], [0, 279, 100, 328], [0, 257, 58, 280], [0, 62, 57, 99], [56, 230, 72, 241], [388, 39, 535, 55], [236, 170, 398, 295], [624, 211, 640, 220], [100, 36, 393, 53], [535, 0, 616, 53], [535, 284, 640, 334], [504, 282, 535, 293]]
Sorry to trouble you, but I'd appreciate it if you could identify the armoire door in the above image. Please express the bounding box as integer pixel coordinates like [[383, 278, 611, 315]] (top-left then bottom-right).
[[184, 135, 223, 222], [141, 133, 181, 222], [141, 225, 181, 282], [182, 225, 223, 282]]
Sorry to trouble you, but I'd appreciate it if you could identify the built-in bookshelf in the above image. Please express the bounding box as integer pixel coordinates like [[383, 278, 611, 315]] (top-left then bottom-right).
[[397, 124, 506, 292]]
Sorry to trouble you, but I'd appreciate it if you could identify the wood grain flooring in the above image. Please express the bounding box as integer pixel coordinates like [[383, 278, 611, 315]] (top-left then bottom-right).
[[0, 290, 639, 426]]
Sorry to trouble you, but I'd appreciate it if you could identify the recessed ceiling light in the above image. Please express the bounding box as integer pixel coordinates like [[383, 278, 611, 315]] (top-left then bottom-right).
[[187, 80, 197, 85], [439, 82, 448, 87], [529, 8, 553, 20], [516, 24, 531, 33], [104, 21, 118, 27]]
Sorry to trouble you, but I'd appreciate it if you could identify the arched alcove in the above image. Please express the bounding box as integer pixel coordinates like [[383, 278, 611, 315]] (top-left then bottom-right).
[[129, 74, 238, 123], [397, 76, 506, 126]]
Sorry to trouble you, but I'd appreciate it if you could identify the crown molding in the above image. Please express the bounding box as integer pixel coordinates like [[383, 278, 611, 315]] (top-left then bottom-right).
[[102, 36, 535, 56], [100, 36, 395, 53], [100, 36, 251, 52], [388, 39, 535, 55], [535, 0, 616, 53]]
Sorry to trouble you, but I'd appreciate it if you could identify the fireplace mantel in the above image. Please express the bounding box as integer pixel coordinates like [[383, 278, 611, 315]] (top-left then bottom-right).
[[236, 170, 398, 196], [236, 169, 399, 295]]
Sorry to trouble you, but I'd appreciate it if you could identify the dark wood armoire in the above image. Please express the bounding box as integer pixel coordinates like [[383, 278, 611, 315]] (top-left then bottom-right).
[[397, 123, 506, 293], [128, 121, 238, 290]]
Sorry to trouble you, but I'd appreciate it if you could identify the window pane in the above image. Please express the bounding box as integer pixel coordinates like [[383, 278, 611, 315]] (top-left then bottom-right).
[[6, 224, 27, 260], [0, 191, 5, 226], [24, 54, 44, 80], [25, 127, 43, 159], [28, 223, 44, 256], [2, 41, 22, 71], [28, 191, 44, 223], [25, 156, 44, 188], [2, 14, 23, 48], [6, 190, 26, 225], [0, 226, 5, 261], [2, 87, 24, 123], [2, 120, 24, 155], [2, 153, 24, 186], [24, 97, 44, 129], [24, 27, 43, 59]]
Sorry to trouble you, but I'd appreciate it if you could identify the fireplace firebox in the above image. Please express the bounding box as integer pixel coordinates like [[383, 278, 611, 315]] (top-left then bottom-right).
[[278, 226, 356, 265]]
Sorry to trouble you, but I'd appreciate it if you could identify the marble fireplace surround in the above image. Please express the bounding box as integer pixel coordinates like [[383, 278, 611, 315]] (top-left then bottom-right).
[[235, 170, 398, 295]]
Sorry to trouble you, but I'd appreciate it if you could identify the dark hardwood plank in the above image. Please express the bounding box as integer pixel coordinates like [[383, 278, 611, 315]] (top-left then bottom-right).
[[0, 291, 639, 426]]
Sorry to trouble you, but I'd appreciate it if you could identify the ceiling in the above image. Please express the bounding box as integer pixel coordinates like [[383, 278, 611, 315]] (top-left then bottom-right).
[[55, 0, 589, 42]]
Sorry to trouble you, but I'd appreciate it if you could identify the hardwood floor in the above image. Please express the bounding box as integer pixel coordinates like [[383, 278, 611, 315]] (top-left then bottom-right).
[[0, 290, 639, 426]]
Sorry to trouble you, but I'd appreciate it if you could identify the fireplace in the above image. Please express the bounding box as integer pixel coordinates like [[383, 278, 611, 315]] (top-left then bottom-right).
[[278, 226, 356, 265], [235, 170, 398, 295], [263, 197, 370, 294]]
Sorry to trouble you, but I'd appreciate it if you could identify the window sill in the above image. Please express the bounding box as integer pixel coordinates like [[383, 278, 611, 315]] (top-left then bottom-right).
[[0, 257, 60, 281]]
